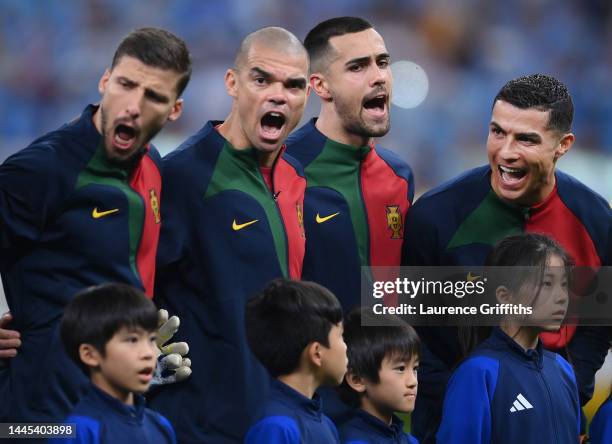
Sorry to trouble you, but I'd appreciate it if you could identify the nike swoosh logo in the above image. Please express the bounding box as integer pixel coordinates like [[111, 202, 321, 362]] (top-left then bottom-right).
[[92, 207, 119, 219], [232, 219, 259, 231], [315, 212, 339, 224], [466, 272, 481, 282]]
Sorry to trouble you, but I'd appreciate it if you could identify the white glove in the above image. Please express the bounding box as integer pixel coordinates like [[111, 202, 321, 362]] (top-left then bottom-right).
[[150, 309, 192, 386]]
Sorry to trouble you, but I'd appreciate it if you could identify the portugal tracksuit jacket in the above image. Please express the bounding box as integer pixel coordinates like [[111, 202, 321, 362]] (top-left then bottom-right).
[[0, 105, 162, 422], [286, 119, 414, 312], [148, 121, 306, 444]]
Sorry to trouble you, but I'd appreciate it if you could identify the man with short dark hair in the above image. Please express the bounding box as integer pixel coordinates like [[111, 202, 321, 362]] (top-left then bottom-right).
[[0, 27, 191, 423], [287, 17, 414, 313], [403, 73, 611, 443], [147, 27, 310, 443]]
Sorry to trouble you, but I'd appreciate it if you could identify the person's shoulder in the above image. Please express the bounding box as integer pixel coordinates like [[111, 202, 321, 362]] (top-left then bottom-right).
[[162, 121, 223, 167], [245, 415, 301, 443], [417, 165, 490, 204], [548, 351, 576, 381], [373, 145, 414, 183], [285, 119, 327, 167], [556, 170, 610, 213]]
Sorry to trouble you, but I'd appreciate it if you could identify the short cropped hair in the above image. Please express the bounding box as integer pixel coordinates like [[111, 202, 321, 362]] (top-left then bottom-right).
[[60, 283, 158, 374], [245, 279, 343, 377], [112, 27, 192, 97], [338, 307, 420, 408], [493, 74, 573, 134], [304, 16, 373, 73]]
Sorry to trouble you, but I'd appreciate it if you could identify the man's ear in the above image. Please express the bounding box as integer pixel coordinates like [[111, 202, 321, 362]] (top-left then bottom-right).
[[310, 73, 332, 101], [554, 132, 575, 162], [345, 371, 367, 393], [167, 98, 184, 122], [79, 343, 102, 368], [98, 69, 111, 96], [224, 69, 238, 99]]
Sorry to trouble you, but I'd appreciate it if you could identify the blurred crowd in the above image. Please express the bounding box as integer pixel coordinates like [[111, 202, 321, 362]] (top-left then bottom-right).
[[1, 0, 611, 193]]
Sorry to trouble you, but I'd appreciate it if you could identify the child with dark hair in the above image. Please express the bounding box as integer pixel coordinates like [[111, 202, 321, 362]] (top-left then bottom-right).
[[437, 233, 580, 444], [50, 283, 176, 444], [244, 278, 347, 443], [338, 308, 420, 444]]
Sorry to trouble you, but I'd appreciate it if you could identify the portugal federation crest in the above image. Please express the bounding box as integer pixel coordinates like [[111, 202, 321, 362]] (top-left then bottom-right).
[[386, 205, 403, 239], [150, 189, 161, 224]]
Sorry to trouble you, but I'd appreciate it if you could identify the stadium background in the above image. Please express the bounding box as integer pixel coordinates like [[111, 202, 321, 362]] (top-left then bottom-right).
[[0, 0, 610, 424]]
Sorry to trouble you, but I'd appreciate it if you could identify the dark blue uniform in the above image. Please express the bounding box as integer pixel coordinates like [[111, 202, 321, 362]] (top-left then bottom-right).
[[339, 410, 418, 444], [437, 328, 580, 444], [48, 384, 175, 444], [0, 105, 162, 422], [148, 122, 306, 443], [245, 379, 340, 444]]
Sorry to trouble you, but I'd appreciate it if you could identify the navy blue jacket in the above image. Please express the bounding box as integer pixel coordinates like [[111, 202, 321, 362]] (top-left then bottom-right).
[[437, 328, 580, 444], [245, 379, 340, 444], [0, 105, 162, 422], [286, 119, 414, 312], [590, 395, 612, 444], [48, 384, 176, 444], [148, 122, 307, 443], [339, 410, 418, 444]]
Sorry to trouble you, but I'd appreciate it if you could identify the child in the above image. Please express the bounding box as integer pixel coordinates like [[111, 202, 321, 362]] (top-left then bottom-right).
[[437, 233, 580, 443], [244, 278, 347, 443], [50, 283, 176, 443], [338, 308, 420, 444]]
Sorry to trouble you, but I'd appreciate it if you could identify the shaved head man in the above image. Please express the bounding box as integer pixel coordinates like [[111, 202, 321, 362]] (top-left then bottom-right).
[[147, 27, 310, 443]]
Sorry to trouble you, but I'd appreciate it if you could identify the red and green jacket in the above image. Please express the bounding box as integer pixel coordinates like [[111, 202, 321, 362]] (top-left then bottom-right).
[[286, 119, 414, 312], [403, 165, 611, 404], [0, 104, 162, 422], [149, 121, 306, 444]]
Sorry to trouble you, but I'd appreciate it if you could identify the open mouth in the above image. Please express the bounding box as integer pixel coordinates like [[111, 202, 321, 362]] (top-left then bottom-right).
[[138, 367, 154, 383], [363, 94, 387, 117], [260, 112, 286, 141], [113, 124, 138, 150], [498, 165, 527, 185]]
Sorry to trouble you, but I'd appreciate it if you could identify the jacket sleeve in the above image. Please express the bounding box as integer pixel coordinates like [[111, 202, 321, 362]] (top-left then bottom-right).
[[401, 198, 440, 266], [566, 326, 611, 404], [0, 142, 66, 253], [437, 356, 499, 444], [244, 416, 300, 444]]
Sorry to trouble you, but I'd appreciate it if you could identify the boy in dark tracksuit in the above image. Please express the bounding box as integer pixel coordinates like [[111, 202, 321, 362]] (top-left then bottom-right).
[[0, 28, 191, 423], [244, 279, 347, 443], [147, 28, 310, 443], [50, 283, 176, 444], [437, 234, 580, 444], [338, 309, 420, 444]]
